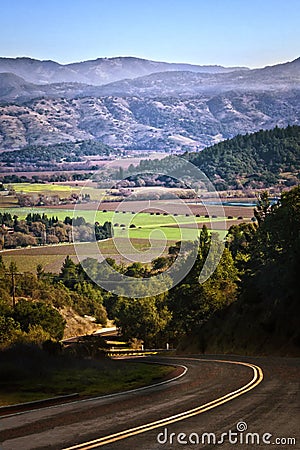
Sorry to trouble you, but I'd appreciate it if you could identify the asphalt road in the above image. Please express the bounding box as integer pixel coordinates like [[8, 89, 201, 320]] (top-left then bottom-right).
[[0, 356, 299, 450]]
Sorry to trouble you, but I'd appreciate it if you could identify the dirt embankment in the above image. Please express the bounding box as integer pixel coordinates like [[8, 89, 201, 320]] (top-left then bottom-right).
[[60, 307, 100, 339]]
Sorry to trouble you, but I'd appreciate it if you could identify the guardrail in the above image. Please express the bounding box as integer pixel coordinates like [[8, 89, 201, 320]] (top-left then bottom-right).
[[106, 349, 173, 357]]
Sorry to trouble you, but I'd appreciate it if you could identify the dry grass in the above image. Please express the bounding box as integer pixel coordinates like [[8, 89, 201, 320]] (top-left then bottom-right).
[[0, 238, 171, 273]]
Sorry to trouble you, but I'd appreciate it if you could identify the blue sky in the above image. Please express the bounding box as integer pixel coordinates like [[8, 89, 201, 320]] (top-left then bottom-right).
[[1, 0, 299, 68]]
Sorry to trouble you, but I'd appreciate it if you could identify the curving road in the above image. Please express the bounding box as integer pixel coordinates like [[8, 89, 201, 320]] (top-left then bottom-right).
[[0, 356, 299, 450]]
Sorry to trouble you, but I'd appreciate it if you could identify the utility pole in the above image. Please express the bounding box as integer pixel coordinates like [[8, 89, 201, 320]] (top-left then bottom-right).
[[9, 262, 18, 308], [11, 270, 16, 308]]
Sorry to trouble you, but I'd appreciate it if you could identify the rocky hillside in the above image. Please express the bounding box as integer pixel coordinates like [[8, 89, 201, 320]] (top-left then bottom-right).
[[1, 90, 299, 150]]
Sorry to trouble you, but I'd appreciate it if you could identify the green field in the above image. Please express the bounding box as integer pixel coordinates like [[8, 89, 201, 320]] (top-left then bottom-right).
[[2, 206, 225, 226], [0, 206, 229, 272], [10, 183, 106, 200], [12, 183, 80, 193]]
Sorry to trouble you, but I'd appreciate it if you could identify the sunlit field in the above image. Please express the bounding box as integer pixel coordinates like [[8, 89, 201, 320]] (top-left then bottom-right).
[[0, 204, 235, 272]]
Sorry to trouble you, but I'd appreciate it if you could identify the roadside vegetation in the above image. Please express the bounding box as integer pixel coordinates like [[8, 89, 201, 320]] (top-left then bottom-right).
[[179, 186, 300, 355], [0, 343, 174, 405]]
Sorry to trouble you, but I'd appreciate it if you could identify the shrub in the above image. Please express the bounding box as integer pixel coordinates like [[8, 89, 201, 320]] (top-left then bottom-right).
[[13, 300, 66, 340]]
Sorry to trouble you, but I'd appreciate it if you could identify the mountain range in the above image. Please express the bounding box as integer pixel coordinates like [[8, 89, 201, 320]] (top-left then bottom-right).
[[0, 56, 248, 86], [0, 56, 299, 151]]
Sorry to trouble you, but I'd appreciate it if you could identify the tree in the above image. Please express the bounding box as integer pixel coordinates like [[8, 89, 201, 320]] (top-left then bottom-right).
[[36, 264, 44, 280], [13, 300, 66, 340], [167, 230, 238, 339], [113, 295, 171, 347], [197, 185, 300, 354], [30, 221, 46, 243], [226, 222, 257, 258], [59, 256, 78, 288], [9, 261, 18, 308], [5, 232, 37, 248], [73, 281, 107, 325], [124, 262, 145, 278], [0, 316, 21, 346], [254, 191, 276, 225], [246, 185, 300, 303], [152, 257, 169, 271]]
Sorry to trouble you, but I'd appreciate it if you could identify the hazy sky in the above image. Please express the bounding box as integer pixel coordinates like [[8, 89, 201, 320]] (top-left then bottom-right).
[[1, 0, 299, 68]]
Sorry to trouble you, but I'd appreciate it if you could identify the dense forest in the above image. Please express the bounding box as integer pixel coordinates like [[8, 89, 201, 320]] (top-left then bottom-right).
[[1, 186, 299, 355], [188, 125, 300, 189], [128, 125, 300, 190]]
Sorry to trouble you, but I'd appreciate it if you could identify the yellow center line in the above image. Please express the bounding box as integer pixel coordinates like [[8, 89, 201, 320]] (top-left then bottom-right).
[[64, 358, 264, 450]]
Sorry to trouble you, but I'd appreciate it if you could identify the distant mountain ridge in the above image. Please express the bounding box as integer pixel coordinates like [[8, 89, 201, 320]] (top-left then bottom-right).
[[0, 56, 299, 151], [0, 72, 89, 102], [0, 56, 249, 86], [89, 59, 300, 97], [0, 56, 299, 103]]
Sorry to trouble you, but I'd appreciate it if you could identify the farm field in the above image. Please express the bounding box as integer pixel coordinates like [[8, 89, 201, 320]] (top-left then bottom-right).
[[0, 193, 19, 208], [1, 200, 252, 273], [49, 198, 254, 218], [1, 206, 231, 242], [8, 182, 196, 202], [10, 183, 107, 201], [1, 238, 172, 273], [1, 206, 230, 226]]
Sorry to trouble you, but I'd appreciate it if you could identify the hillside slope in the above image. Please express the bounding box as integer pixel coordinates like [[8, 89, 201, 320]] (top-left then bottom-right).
[[188, 125, 300, 189], [1, 92, 299, 151], [131, 125, 300, 189]]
